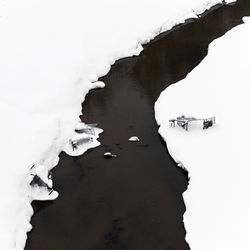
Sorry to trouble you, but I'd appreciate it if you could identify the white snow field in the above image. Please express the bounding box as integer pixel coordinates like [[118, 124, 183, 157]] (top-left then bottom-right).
[[0, 0, 234, 249], [155, 17, 250, 250]]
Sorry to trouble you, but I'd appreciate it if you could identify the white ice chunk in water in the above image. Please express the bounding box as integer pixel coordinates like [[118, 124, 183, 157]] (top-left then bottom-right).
[[129, 136, 140, 142], [104, 152, 117, 158]]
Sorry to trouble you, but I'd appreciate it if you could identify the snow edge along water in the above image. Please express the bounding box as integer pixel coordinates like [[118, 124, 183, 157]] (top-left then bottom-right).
[[0, 0, 235, 249], [154, 6, 250, 250], [24, 0, 235, 248]]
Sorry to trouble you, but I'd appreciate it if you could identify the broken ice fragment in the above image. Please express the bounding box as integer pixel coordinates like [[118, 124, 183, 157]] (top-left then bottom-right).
[[104, 152, 117, 158], [129, 136, 140, 142]]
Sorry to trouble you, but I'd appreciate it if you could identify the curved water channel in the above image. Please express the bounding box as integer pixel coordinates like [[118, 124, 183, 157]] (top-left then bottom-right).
[[25, 1, 250, 249]]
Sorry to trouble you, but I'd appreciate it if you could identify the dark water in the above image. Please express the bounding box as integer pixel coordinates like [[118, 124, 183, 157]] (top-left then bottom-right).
[[25, 1, 250, 250]]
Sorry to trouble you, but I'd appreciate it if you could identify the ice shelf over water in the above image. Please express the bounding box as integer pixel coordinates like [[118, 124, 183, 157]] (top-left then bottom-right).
[[155, 16, 250, 250], [0, 0, 234, 249]]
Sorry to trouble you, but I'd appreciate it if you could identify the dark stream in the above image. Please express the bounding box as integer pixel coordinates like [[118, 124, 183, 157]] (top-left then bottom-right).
[[26, 1, 250, 250]]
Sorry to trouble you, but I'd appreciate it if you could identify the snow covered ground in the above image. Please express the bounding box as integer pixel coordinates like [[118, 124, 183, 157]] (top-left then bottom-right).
[[155, 16, 250, 250], [0, 0, 234, 249]]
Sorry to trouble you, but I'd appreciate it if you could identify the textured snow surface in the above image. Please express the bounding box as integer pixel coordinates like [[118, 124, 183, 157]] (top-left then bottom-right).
[[155, 16, 249, 250], [0, 0, 232, 249]]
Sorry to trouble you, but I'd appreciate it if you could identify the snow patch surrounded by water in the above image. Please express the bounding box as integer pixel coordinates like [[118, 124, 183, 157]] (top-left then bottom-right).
[[129, 136, 140, 142], [155, 16, 250, 250], [0, 0, 234, 249]]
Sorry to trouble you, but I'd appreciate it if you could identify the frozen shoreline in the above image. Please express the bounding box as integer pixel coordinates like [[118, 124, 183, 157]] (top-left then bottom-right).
[[155, 15, 250, 250], [0, 0, 234, 249]]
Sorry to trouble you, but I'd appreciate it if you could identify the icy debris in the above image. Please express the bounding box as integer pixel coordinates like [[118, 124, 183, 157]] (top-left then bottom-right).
[[75, 122, 90, 131], [94, 81, 105, 89], [70, 122, 100, 151], [176, 161, 188, 172], [104, 152, 117, 158], [129, 136, 140, 142], [75, 122, 98, 134], [64, 123, 103, 157], [169, 115, 215, 131], [70, 134, 93, 148], [30, 186, 58, 201], [28, 164, 58, 201], [177, 162, 183, 168]]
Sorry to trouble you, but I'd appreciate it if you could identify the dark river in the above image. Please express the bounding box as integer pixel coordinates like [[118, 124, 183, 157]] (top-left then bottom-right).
[[25, 1, 250, 249]]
